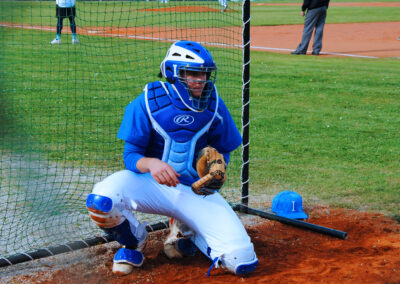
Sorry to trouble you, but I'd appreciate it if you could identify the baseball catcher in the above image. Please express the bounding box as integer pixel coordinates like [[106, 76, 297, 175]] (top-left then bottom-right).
[[86, 41, 258, 277]]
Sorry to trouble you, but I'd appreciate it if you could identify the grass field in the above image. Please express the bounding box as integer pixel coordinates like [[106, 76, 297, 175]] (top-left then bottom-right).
[[250, 52, 399, 218], [0, 0, 399, 258]]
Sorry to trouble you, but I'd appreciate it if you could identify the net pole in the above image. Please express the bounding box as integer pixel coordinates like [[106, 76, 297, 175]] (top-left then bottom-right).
[[240, 0, 251, 213]]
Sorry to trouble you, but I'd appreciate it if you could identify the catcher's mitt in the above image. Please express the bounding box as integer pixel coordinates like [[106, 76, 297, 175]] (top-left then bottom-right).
[[191, 146, 226, 195]]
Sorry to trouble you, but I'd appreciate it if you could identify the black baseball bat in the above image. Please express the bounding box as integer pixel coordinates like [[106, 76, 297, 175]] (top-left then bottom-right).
[[233, 204, 348, 240]]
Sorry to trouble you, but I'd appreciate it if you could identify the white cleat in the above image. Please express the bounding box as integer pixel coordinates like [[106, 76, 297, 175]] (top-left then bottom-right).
[[72, 38, 80, 44], [164, 218, 196, 259], [112, 247, 144, 276], [50, 38, 61, 45]]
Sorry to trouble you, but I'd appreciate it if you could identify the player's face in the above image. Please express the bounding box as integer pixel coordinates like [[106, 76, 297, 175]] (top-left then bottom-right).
[[184, 70, 207, 98]]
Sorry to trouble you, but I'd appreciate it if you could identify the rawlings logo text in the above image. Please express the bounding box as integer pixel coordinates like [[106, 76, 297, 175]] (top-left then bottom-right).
[[173, 114, 195, 126]]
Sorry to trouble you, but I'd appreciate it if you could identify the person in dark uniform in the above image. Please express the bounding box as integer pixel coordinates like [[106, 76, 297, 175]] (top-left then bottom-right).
[[291, 0, 330, 55]]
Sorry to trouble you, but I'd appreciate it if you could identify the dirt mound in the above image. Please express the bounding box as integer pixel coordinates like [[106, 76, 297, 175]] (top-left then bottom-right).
[[1, 207, 399, 283]]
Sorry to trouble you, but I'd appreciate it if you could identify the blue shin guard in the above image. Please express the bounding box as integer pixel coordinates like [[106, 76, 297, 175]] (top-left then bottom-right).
[[86, 193, 139, 249], [103, 219, 139, 249]]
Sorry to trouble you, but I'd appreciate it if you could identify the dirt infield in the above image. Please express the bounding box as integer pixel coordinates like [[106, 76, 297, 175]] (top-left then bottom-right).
[[251, 21, 400, 58], [2, 207, 399, 283]]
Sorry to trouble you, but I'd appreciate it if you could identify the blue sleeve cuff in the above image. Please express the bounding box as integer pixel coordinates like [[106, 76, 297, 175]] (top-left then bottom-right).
[[123, 142, 145, 173]]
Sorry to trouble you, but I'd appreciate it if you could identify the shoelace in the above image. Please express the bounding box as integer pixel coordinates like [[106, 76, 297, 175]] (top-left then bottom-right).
[[207, 256, 220, 277]]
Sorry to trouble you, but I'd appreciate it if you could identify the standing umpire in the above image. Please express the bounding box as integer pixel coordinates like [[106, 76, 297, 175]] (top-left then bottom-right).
[[51, 0, 79, 44], [291, 0, 330, 55]]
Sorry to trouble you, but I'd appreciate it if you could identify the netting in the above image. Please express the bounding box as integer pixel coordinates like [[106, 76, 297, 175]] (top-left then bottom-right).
[[0, 0, 245, 258]]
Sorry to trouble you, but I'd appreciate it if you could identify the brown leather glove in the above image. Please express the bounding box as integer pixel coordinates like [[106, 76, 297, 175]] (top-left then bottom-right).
[[191, 146, 226, 195]]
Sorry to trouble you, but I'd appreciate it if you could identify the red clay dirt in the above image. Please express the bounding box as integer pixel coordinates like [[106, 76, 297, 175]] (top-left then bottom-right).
[[251, 21, 400, 58], [2, 207, 399, 283]]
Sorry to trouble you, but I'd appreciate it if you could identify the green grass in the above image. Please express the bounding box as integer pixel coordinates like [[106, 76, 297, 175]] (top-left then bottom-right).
[[250, 52, 400, 218]]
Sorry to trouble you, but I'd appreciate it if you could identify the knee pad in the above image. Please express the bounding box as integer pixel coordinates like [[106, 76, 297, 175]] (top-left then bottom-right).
[[86, 193, 147, 249], [86, 193, 125, 228], [219, 245, 258, 276]]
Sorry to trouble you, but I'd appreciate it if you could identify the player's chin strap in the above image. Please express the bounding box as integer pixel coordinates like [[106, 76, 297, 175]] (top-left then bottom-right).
[[207, 256, 221, 277]]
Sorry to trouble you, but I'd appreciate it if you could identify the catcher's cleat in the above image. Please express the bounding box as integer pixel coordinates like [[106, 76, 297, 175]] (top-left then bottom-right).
[[234, 258, 259, 275], [112, 248, 144, 276], [206, 244, 258, 276], [164, 218, 196, 258]]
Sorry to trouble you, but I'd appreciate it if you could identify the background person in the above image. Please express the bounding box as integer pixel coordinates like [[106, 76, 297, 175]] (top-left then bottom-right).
[[291, 0, 330, 55], [86, 41, 258, 277], [51, 0, 79, 44], [219, 0, 228, 12]]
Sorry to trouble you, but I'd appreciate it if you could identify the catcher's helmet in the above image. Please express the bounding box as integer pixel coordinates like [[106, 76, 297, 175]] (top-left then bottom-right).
[[271, 191, 308, 220], [160, 41, 217, 111]]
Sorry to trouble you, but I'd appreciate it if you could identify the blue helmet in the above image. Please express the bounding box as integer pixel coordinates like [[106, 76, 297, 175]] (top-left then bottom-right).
[[160, 41, 217, 111]]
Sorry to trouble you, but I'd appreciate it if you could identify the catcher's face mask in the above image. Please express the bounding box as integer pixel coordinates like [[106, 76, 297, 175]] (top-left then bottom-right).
[[160, 40, 217, 111], [178, 67, 216, 111]]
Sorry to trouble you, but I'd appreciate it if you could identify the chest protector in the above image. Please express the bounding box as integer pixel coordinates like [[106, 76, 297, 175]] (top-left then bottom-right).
[[144, 81, 219, 185]]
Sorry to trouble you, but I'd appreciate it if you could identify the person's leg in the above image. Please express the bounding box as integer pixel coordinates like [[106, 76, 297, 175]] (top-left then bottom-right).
[[219, 0, 227, 12], [69, 16, 79, 43], [68, 7, 79, 43], [51, 16, 63, 44], [312, 7, 327, 55], [56, 17, 63, 39], [55, 6, 62, 38], [87, 170, 181, 275], [51, 6, 63, 44], [171, 189, 258, 276], [163, 218, 197, 259], [293, 8, 320, 54], [69, 16, 76, 34]]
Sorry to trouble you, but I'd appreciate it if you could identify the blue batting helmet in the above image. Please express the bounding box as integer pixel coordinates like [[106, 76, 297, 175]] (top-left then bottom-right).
[[160, 41, 217, 111]]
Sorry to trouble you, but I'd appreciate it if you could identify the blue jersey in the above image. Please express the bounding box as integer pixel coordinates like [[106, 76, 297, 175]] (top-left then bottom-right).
[[117, 81, 242, 186]]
